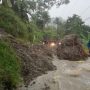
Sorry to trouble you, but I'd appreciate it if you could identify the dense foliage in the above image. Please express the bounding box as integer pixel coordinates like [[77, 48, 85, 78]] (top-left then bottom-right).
[[53, 15, 90, 45]]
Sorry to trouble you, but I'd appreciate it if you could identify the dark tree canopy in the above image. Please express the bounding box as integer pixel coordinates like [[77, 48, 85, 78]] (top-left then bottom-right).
[[65, 14, 84, 35]]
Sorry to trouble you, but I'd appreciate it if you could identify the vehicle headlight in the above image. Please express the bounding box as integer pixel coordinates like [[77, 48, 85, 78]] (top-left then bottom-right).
[[50, 42, 56, 47]]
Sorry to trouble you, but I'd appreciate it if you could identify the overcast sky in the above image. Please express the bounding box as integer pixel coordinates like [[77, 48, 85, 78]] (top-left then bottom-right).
[[49, 0, 90, 25]]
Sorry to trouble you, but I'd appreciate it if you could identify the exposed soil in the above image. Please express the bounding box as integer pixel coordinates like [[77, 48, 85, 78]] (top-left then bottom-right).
[[0, 29, 56, 87], [25, 55, 90, 90], [57, 34, 88, 60]]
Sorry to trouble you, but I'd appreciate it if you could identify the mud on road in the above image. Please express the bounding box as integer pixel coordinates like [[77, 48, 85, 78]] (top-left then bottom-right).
[[22, 55, 90, 90], [0, 29, 56, 88]]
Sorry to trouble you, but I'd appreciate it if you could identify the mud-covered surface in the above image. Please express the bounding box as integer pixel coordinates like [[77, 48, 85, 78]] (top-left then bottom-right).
[[9, 38, 56, 86], [21, 55, 90, 90], [0, 29, 56, 87]]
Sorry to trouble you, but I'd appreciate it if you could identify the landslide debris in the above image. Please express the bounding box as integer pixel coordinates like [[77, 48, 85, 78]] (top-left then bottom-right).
[[0, 29, 55, 87], [57, 34, 88, 60]]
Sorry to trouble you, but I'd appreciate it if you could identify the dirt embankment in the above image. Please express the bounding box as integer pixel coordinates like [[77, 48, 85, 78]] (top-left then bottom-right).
[[57, 34, 88, 60], [11, 41, 56, 86], [0, 29, 56, 87]]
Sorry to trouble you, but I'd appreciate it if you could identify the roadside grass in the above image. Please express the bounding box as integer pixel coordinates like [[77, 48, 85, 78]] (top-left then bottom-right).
[[0, 40, 21, 89]]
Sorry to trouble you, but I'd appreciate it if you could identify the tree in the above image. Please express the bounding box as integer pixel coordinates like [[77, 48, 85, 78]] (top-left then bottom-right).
[[29, 0, 69, 23], [64, 14, 90, 45], [10, 0, 28, 20], [3, 0, 69, 21], [65, 14, 84, 36], [32, 11, 50, 29], [2, 0, 7, 6], [81, 25, 90, 41], [36, 0, 69, 10], [54, 17, 66, 39]]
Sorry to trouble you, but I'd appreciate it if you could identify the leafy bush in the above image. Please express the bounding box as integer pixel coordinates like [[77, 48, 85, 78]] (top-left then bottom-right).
[[0, 6, 28, 39], [27, 22, 44, 43], [0, 6, 44, 43], [0, 40, 21, 89]]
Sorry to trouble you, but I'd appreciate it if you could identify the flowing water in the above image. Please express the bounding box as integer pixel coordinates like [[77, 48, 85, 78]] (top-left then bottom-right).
[[20, 55, 90, 90]]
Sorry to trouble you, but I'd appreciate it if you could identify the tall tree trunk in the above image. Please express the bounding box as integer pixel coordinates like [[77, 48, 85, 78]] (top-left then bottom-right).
[[2, 0, 8, 6], [2, 0, 12, 7]]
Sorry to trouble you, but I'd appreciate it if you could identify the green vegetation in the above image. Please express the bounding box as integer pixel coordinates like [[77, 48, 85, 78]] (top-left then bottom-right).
[[43, 26, 57, 40], [27, 22, 44, 43], [1, 0, 90, 89], [0, 0, 70, 43], [53, 15, 90, 46], [0, 40, 21, 89], [0, 6, 28, 39], [0, 6, 44, 43]]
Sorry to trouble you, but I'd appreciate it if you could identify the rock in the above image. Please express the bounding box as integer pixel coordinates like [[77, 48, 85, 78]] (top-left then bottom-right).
[[57, 34, 88, 60]]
